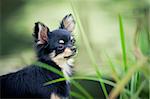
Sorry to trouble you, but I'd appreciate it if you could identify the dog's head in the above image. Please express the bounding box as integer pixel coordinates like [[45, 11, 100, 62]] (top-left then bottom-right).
[[33, 14, 76, 69]]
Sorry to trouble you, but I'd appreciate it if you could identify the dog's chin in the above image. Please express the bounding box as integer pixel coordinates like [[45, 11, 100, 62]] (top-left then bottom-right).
[[64, 55, 73, 59], [64, 53, 76, 59]]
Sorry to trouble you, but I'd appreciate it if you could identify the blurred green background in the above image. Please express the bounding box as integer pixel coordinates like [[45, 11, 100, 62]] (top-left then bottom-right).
[[0, 0, 149, 98]]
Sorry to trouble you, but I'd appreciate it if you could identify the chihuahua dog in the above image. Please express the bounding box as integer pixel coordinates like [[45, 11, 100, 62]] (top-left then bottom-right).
[[0, 14, 76, 99]]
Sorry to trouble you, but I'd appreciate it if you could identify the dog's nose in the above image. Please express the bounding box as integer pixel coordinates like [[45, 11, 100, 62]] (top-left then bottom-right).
[[71, 46, 76, 53]]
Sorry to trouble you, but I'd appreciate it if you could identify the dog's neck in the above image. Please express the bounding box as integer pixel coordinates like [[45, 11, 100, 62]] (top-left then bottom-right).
[[36, 46, 74, 79], [49, 51, 74, 79], [52, 57, 74, 79], [39, 57, 73, 81], [61, 58, 74, 79]]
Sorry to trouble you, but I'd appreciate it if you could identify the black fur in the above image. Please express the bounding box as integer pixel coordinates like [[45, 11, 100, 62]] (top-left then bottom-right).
[[0, 14, 76, 98], [1, 65, 69, 98]]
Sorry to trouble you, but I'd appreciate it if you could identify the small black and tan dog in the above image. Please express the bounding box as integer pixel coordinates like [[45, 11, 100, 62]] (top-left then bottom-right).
[[0, 14, 76, 99]]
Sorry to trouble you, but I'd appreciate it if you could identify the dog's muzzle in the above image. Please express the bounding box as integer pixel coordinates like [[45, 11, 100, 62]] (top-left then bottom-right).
[[71, 46, 77, 54], [64, 46, 77, 59]]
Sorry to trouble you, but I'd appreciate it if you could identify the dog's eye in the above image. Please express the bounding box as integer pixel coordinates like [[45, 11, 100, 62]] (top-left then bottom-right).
[[59, 40, 65, 44]]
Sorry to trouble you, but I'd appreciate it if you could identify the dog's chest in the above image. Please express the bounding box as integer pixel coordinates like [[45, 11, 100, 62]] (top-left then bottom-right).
[[61, 59, 74, 80]]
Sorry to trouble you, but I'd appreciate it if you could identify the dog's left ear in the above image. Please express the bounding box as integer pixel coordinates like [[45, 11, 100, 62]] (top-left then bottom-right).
[[59, 14, 75, 32], [33, 22, 49, 44]]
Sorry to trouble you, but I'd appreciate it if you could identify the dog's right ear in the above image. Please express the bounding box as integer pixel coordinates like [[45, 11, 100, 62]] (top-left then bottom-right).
[[33, 22, 49, 44], [59, 14, 75, 33]]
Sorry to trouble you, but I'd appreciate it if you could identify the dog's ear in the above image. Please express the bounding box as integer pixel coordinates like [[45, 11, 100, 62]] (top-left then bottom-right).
[[59, 14, 75, 32], [33, 22, 49, 44]]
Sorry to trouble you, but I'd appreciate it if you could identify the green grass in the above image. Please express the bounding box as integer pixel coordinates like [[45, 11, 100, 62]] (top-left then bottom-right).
[[35, 2, 149, 99], [69, 0, 109, 98], [118, 15, 127, 72], [109, 15, 149, 99], [34, 61, 93, 98], [1, 0, 149, 99]]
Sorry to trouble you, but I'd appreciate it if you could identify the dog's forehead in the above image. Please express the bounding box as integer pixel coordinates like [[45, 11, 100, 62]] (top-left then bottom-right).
[[50, 29, 71, 40]]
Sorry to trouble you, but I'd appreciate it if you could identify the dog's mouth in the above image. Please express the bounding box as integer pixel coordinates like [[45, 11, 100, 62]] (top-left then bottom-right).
[[64, 52, 76, 59], [64, 51, 76, 59], [63, 47, 77, 59]]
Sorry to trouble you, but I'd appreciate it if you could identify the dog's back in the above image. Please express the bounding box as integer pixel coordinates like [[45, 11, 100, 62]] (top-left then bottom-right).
[[1, 66, 49, 98], [1, 65, 70, 98]]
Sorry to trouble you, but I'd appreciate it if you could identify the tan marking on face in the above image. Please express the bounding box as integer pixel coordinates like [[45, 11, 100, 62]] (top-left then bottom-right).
[[50, 50, 75, 83], [64, 48, 72, 57], [49, 51, 56, 58], [51, 48, 74, 79], [51, 48, 73, 68]]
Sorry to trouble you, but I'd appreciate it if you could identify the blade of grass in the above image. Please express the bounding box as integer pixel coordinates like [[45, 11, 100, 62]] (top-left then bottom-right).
[[44, 76, 131, 96], [119, 15, 127, 72], [34, 61, 64, 76], [109, 66, 138, 99], [70, 91, 86, 99], [71, 80, 93, 99], [69, 0, 108, 98], [109, 59, 146, 99], [44, 76, 116, 87], [105, 53, 120, 82], [130, 75, 135, 95], [131, 80, 146, 99], [130, 72, 139, 96], [34, 61, 93, 99]]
